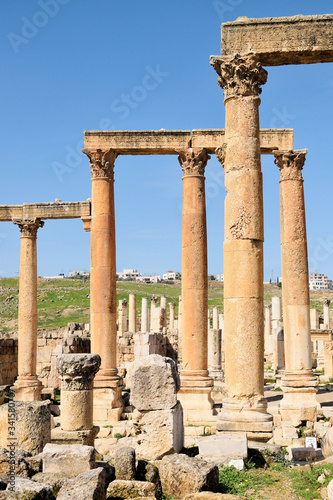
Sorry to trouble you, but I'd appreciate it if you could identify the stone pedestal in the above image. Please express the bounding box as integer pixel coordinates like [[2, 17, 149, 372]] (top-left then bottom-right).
[[12, 218, 44, 402], [129, 294, 136, 333], [82, 148, 124, 424], [274, 150, 319, 430], [177, 148, 213, 424], [212, 53, 273, 440], [141, 297, 149, 333]]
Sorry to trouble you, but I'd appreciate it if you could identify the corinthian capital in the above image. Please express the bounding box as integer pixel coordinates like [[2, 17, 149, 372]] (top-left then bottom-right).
[[215, 143, 227, 168], [211, 53, 267, 98], [13, 218, 44, 237], [177, 148, 210, 177], [82, 148, 118, 180], [274, 150, 307, 181]]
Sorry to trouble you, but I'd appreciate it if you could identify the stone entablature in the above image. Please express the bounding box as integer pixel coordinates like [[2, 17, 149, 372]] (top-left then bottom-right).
[[84, 128, 294, 155], [218, 14, 333, 66], [0, 201, 91, 222]]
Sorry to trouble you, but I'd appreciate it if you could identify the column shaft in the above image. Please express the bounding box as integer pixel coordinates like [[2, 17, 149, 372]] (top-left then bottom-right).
[[129, 293, 136, 333], [13, 218, 44, 401]]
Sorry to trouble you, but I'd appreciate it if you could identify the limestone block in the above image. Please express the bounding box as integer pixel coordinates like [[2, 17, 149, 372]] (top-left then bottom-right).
[[130, 354, 179, 411], [198, 432, 247, 460], [0, 448, 32, 477], [291, 447, 316, 461], [321, 427, 333, 457], [158, 454, 219, 499], [106, 479, 155, 499], [6, 477, 53, 499], [0, 401, 51, 455], [133, 401, 183, 460], [31, 472, 76, 495], [136, 460, 162, 499], [328, 479, 333, 500], [57, 467, 106, 500], [43, 443, 95, 474], [114, 446, 136, 480]]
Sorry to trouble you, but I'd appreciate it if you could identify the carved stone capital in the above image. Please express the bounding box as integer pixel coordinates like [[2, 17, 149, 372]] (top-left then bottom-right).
[[151, 296, 158, 305], [82, 148, 118, 180], [13, 218, 44, 237], [211, 53, 267, 98], [274, 149, 307, 181], [177, 148, 210, 177], [324, 298, 331, 307], [215, 144, 227, 168]]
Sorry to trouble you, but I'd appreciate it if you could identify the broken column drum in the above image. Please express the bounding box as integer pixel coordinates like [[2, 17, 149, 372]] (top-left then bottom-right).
[[213, 53, 273, 438]]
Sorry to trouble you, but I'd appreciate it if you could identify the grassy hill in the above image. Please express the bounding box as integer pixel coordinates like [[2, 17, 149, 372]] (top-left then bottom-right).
[[0, 277, 331, 333]]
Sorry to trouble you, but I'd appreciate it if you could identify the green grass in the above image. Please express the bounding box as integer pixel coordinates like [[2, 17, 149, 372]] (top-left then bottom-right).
[[217, 465, 275, 498], [289, 463, 333, 499]]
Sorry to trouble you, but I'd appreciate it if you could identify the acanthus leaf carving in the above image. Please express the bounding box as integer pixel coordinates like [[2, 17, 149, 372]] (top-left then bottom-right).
[[274, 150, 307, 181], [177, 148, 210, 177], [82, 148, 118, 180], [13, 218, 44, 237]]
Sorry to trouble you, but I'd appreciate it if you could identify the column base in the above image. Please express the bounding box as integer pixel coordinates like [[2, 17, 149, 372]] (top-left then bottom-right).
[[280, 370, 320, 427], [12, 376, 43, 402], [93, 377, 124, 426], [178, 386, 215, 425], [217, 397, 273, 442], [51, 426, 99, 446]]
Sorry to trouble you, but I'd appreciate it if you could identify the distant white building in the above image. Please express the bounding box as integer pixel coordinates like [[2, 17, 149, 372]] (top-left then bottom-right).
[[44, 274, 66, 279], [215, 274, 224, 282], [309, 272, 328, 290], [163, 271, 176, 280], [136, 275, 161, 284], [69, 270, 90, 278], [117, 269, 141, 280]]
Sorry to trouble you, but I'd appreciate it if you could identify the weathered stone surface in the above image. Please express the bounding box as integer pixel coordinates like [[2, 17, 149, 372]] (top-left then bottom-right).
[[327, 478, 333, 500], [95, 461, 115, 486], [114, 447, 136, 480], [106, 479, 155, 499], [0, 401, 51, 455], [321, 427, 333, 457], [43, 443, 95, 474], [26, 452, 43, 475], [6, 477, 53, 499], [291, 447, 316, 461], [31, 472, 75, 495], [57, 467, 106, 500], [158, 454, 219, 498], [130, 354, 179, 411], [198, 432, 247, 460], [133, 401, 183, 460], [0, 448, 33, 477], [57, 354, 101, 391]]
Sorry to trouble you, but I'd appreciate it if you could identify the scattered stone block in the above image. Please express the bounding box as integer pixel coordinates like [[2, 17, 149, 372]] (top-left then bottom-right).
[[57, 467, 106, 500], [0, 401, 51, 455], [198, 432, 247, 461], [328, 479, 333, 500], [31, 472, 74, 495], [43, 443, 95, 474], [106, 479, 155, 499], [0, 448, 33, 477], [136, 460, 162, 500], [228, 459, 244, 470], [183, 494, 245, 500], [321, 427, 333, 457], [130, 354, 180, 411], [114, 447, 136, 480], [291, 447, 316, 461], [6, 477, 53, 499], [158, 454, 219, 498], [133, 401, 183, 460]]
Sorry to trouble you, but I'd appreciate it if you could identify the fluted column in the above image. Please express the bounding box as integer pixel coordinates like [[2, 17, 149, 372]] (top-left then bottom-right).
[[13, 218, 44, 401], [213, 53, 273, 438], [82, 148, 123, 423], [274, 150, 319, 426], [177, 148, 213, 424]]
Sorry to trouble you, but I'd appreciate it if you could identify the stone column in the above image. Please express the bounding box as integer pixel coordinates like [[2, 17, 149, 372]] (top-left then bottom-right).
[[213, 53, 272, 439], [264, 305, 272, 357], [13, 218, 44, 401], [212, 307, 219, 330], [82, 148, 123, 423], [129, 294, 136, 333], [118, 299, 128, 335], [160, 295, 167, 330], [310, 309, 319, 330], [141, 297, 149, 333], [169, 302, 175, 330], [177, 148, 213, 424], [55, 354, 100, 445], [274, 149, 319, 427], [324, 299, 331, 329], [150, 296, 158, 332]]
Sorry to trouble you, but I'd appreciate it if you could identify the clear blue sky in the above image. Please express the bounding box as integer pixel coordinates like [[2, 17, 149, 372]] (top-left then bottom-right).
[[0, 0, 332, 280]]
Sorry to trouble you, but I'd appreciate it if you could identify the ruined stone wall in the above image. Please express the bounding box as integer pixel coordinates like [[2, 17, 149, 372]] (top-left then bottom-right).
[[0, 338, 18, 385]]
